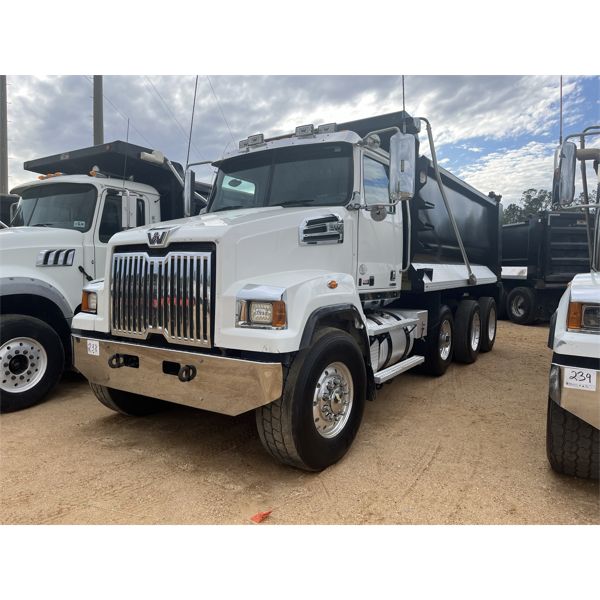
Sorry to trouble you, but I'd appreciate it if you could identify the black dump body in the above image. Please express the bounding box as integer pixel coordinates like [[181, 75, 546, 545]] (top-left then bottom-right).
[[22, 140, 210, 218], [502, 211, 592, 286], [339, 111, 502, 276]]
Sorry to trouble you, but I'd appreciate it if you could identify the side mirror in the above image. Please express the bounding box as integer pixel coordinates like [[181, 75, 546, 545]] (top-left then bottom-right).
[[9, 202, 18, 223], [389, 131, 417, 202], [183, 169, 195, 218], [120, 190, 137, 229], [552, 141, 577, 205]]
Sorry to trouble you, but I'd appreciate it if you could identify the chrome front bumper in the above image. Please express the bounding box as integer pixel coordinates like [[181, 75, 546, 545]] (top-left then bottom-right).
[[549, 363, 600, 429], [72, 335, 283, 416]]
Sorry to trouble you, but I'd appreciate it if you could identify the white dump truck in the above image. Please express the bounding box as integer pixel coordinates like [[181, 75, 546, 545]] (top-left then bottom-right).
[[0, 141, 210, 412], [72, 111, 502, 471], [546, 128, 599, 479]]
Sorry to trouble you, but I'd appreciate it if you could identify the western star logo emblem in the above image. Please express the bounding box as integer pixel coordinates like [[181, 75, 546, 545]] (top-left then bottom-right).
[[148, 230, 167, 246], [147, 225, 179, 247]]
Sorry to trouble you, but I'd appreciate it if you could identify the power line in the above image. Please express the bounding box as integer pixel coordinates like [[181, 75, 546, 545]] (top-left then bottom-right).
[[206, 76, 236, 145], [81, 76, 154, 148], [144, 76, 205, 159]]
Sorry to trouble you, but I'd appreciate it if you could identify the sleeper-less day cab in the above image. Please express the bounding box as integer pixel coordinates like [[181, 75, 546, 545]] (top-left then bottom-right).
[[72, 111, 503, 471]]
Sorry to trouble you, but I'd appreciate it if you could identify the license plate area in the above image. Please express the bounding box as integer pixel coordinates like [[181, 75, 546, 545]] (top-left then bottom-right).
[[563, 367, 597, 391]]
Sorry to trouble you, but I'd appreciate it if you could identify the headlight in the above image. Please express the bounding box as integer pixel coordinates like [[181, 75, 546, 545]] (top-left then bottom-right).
[[567, 302, 600, 333], [237, 299, 287, 329], [82, 291, 97, 314]]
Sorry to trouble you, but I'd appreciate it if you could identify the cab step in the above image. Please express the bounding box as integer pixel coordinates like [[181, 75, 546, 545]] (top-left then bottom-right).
[[373, 355, 425, 384]]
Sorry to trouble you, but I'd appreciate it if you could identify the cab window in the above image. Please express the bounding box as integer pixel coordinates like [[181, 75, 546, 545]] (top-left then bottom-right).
[[363, 156, 390, 206], [98, 195, 147, 243]]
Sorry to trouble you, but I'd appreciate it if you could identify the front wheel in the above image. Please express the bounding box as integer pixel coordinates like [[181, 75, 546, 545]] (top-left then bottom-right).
[[0, 315, 65, 413], [255, 327, 366, 471]]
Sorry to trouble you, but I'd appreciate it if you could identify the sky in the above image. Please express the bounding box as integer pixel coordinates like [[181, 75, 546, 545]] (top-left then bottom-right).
[[4, 75, 599, 205]]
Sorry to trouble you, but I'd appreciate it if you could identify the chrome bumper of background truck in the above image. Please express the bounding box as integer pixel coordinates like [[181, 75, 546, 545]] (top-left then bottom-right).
[[549, 363, 600, 429], [72, 335, 283, 416]]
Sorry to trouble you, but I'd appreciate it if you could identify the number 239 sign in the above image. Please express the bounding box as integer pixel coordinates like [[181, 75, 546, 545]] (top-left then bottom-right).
[[564, 367, 597, 391]]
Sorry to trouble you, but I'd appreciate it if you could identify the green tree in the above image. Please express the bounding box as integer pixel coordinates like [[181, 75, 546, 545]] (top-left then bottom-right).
[[502, 189, 552, 224]]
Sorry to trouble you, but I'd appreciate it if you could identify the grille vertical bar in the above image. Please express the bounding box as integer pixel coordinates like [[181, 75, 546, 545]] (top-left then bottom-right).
[[110, 251, 212, 347]]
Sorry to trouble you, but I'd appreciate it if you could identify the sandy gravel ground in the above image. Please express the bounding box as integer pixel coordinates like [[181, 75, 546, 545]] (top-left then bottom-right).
[[1, 321, 598, 524]]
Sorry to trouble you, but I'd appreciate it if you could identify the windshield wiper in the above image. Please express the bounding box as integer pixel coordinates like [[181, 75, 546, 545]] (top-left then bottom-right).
[[32, 223, 54, 227], [275, 199, 319, 207]]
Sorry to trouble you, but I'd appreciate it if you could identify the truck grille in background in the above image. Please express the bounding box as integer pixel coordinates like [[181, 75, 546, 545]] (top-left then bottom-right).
[[110, 251, 212, 347]]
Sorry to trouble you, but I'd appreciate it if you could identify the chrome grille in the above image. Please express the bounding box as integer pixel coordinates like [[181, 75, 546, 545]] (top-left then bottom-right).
[[110, 251, 212, 347]]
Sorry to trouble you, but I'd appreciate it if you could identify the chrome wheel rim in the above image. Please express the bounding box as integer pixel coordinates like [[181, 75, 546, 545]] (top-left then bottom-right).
[[439, 319, 452, 361], [0, 337, 47, 393], [488, 306, 497, 341], [510, 295, 526, 318], [470, 312, 481, 351], [312, 362, 353, 439]]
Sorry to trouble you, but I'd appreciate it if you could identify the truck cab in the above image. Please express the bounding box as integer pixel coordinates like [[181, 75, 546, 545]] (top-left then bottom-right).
[[72, 111, 502, 471], [0, 141, 209, 413], [546, 128, 599, 479]]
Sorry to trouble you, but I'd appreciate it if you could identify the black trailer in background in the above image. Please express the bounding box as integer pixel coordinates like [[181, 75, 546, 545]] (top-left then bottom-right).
[[501, 211, 592, 324], [0, 193, 19, 226]]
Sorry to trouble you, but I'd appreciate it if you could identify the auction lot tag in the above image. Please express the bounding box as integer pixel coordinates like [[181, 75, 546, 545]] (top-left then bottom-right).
[[87, 340, 100, 356], [563, 367, 597, 391]]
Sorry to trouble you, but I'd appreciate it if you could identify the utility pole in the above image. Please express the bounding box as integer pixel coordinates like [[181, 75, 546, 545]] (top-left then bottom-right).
[[0, 75, 8, 194], [93, 75, 104, 145]]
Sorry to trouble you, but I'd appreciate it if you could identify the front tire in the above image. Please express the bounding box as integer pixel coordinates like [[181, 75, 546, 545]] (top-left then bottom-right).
[[90, 383, 168, 416], [255, 327, 366, 471], [546, 397, 599, 479], [507, 286, 536, 325], [0, 315, 64, 413]]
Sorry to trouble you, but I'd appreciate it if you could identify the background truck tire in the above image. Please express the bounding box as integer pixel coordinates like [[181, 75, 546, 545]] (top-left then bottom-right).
[[546, 397, 599, 480], [0, 315, 64, 413], [453, 299, 481, 364], [506, 286, 537, 325], [421, 305, 454, 376], [255, 327, 366, 471], [479, 296, 497, 353], [497, 286, 508, 320], [90, 383, 169, 416]]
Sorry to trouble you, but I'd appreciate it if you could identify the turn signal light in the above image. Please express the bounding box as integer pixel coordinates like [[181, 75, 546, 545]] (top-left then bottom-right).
[[82, 291, 97, 314], [271, 300, 287, 328], [567, 302, 582, 330]]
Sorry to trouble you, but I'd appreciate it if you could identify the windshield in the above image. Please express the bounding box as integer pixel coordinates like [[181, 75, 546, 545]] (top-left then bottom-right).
[[208, 143, 353, 212], [11, 183, 97, 231]]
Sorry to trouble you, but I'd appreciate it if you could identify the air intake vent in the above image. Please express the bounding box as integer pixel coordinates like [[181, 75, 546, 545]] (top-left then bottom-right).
[[36, 249, 76, 266], [299, 214, 344, 246]]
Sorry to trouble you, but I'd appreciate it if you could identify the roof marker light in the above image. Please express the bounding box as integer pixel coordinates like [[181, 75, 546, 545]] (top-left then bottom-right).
[[295, 124, 314, 137], [247, 134, 264, 146], [317, 123, 336, 134]]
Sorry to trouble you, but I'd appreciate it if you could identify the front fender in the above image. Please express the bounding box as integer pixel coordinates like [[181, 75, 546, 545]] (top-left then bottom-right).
[[0, 276, 73, 319], [217, 270, 365, 353]]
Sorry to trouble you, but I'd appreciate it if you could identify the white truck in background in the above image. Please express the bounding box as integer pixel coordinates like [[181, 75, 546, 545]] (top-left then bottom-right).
[[72, 111, 503, 471], [0, 141, 210, 413], [546, 128, 599, 479]]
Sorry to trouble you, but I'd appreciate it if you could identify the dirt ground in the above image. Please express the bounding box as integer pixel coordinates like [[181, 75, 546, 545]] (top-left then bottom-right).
[[1, 321, 598, 525]]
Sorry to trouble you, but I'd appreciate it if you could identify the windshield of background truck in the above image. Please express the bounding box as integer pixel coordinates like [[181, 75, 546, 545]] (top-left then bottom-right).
[[11, 183, 97, 231], [208, 143, 353, 212]]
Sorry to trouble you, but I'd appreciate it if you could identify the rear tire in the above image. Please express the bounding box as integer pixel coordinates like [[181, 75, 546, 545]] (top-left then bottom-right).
[[506, 286, 536, 325], [546, 397, 599, 479], [0, 315, 65, 413], [255, 327, 366, 471], [421, 305, 454, 377], [479, 297, 497, 353], [454, 299, 481, 364], [90, 383, 168, 416]]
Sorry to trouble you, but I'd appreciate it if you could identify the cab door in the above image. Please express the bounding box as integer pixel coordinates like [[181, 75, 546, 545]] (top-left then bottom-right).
[[93, 190, 148, 278], [356, 149, 403, 294]]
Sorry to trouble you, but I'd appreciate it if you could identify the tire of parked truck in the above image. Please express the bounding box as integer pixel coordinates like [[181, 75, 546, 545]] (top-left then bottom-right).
[[90, 383, 169, 416], [255, 327, 366, 471], [506, 286, 537, 325], [478, 297, 497, 353], [546, 397, 599, 480], [497, 286, 508, 320], [421, 305, 454, 377], [0, 315, 64, 413], [453, 299, 481, 364]]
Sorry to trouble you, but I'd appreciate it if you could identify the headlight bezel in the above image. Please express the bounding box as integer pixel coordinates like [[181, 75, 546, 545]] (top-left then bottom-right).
[[236, 285, 287, 330]]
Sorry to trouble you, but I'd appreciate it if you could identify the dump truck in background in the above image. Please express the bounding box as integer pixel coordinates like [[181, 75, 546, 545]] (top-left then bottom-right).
[[501, 211, 592, 324], [0, 193, 19, 227], [0, 141, 210, 413], [73, 110, 502, 471]]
